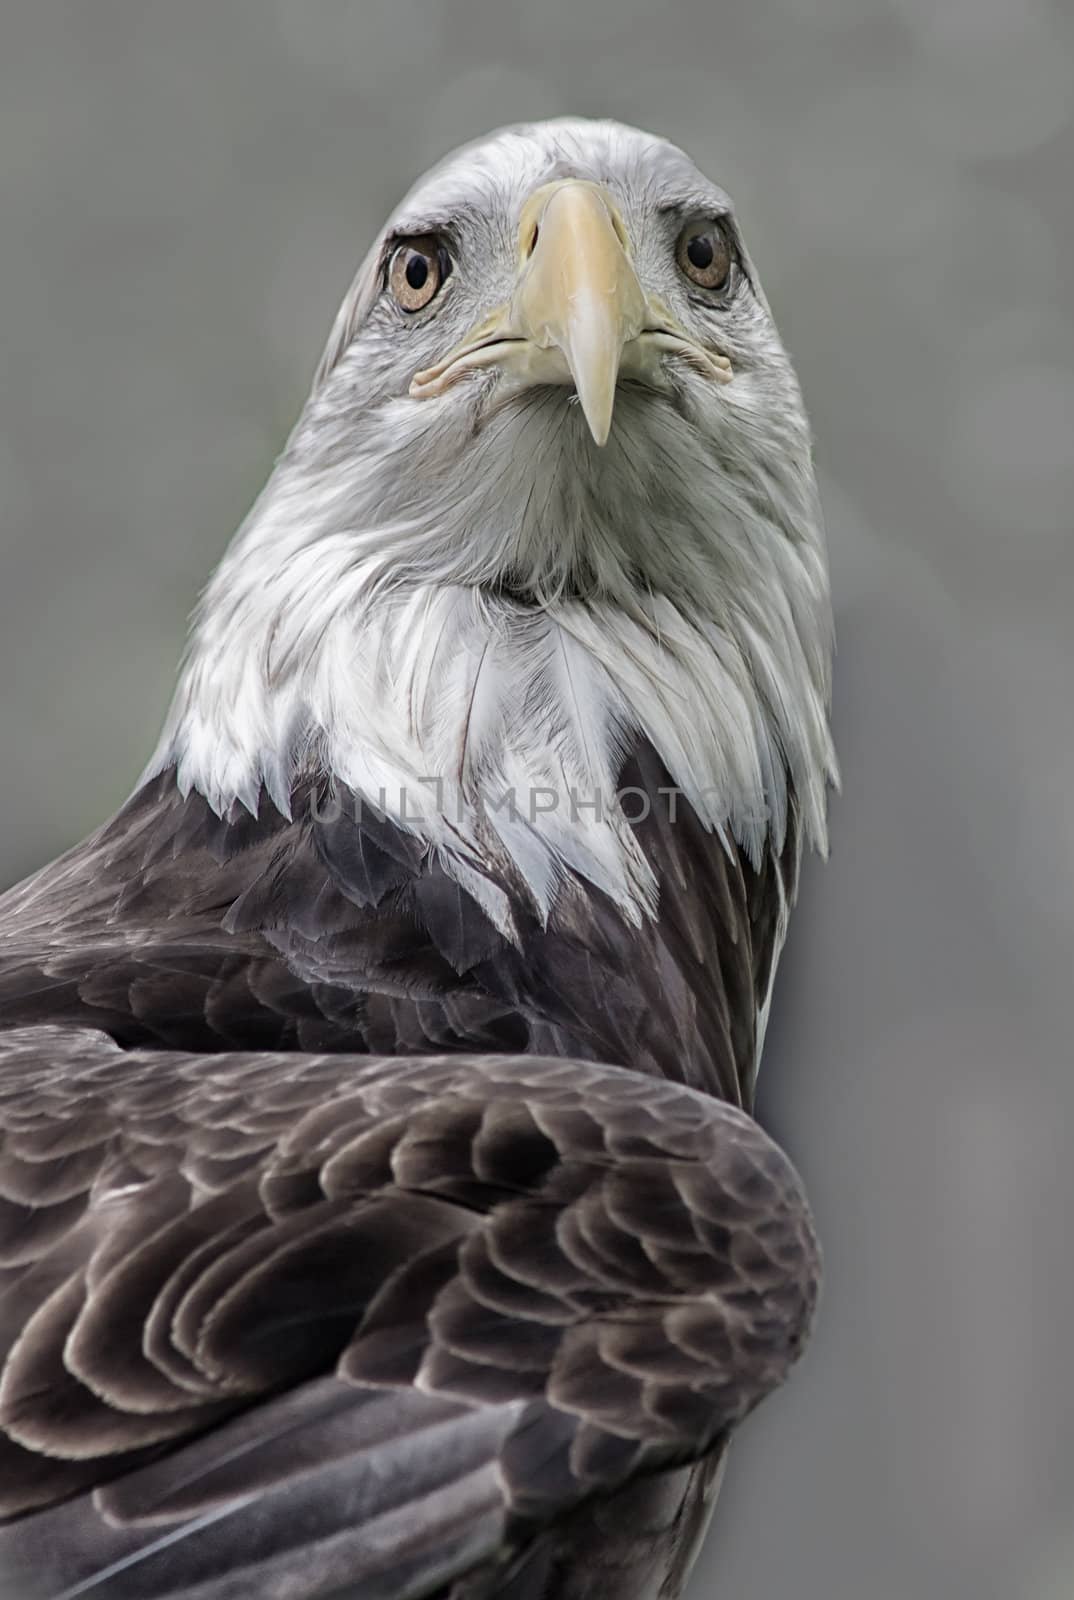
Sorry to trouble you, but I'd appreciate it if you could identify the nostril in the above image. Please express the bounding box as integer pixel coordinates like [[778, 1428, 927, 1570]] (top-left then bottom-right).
[[527, 223, 540, 257]]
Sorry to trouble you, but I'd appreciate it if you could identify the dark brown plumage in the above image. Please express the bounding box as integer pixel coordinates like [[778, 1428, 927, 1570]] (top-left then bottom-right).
[[0, 745, 794, 1100], [0, 745, 816, 1599]]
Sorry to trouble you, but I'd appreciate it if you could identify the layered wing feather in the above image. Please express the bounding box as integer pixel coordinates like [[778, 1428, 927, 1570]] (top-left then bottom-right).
[[0, 1025, 818, 1599]]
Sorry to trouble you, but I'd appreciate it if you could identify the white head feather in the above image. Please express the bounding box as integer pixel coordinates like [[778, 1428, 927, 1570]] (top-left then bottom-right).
[[150, 119, 836, 935]]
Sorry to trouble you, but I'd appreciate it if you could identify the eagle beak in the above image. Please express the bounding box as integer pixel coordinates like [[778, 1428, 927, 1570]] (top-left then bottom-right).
[[507, 182, 648, 446], [411, 180, 670, 447]]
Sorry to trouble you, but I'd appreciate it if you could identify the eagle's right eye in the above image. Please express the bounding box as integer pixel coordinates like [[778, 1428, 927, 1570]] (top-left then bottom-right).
[[389, 237, 452, 312]]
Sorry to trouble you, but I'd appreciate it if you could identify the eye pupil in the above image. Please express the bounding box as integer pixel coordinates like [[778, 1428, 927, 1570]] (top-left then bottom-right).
[[405, 252, 429, 290], [686, 234, 714, 270]]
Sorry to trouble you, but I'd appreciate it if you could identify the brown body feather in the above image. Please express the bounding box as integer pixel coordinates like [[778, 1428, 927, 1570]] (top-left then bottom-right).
[[0, 741, 814, 1599]]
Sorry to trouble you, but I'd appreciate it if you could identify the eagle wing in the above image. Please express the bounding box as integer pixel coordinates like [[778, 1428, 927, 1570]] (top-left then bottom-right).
[[0, 1024, 817, 1600]]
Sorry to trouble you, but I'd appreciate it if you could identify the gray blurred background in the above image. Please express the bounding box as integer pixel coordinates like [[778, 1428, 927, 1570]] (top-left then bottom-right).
[[1, 3, 1071, 1596]]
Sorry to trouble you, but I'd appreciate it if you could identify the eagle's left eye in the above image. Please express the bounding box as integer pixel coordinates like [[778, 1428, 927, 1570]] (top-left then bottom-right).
[[676, 222, 732, 292], [389, 236, 452, 312]]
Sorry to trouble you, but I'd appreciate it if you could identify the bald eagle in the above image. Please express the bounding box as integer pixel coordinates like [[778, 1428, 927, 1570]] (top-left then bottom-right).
[[0, 119, 835, 1599]]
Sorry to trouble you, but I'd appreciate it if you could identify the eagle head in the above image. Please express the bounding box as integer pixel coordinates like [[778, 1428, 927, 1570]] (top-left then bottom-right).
[[154, 120, 835, 928], [286, 118, 817, 602]]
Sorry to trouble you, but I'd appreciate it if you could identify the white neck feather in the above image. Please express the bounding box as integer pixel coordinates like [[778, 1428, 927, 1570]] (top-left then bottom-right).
[[150, 382, 835, 935]]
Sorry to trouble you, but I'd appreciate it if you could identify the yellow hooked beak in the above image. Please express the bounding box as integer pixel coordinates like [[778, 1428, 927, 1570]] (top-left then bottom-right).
[[410, 179, 731, 446], [509, 181, 647, 445]]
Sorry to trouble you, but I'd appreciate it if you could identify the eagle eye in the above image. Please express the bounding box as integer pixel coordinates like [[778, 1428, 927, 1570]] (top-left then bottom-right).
[[676, 222, 732, 292], [389, 236, 452, 312]]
